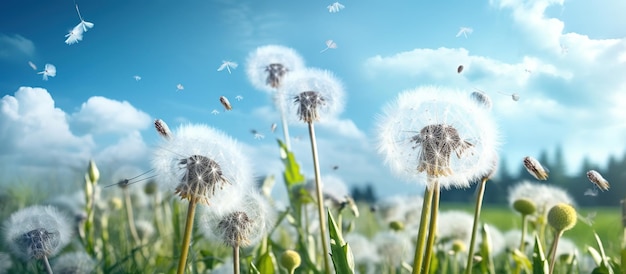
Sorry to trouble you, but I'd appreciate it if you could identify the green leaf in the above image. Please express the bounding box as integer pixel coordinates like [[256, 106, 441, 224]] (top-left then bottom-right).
[[278, 139, 305, 189], [327, 209, 355, 274], [256, 249, 277, 274], [532, 234, 549, 274]]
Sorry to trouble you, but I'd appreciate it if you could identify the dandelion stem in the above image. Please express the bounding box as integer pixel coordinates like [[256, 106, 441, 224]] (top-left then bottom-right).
[[123, 189, 141, 245], [520, 214, 528, 253], [465, 177, 489, 274], [307, 122, 331, 274], [177, 199, 198, 274], [233, 244, 240, 274], [422, 180, 440, 274], [411, 184, 434, 274], [42, 255, 53, 274], [547, 230, 563, 274]]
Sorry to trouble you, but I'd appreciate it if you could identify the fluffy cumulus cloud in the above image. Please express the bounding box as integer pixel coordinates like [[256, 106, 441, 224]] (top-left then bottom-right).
[[0, 87, 152, 194], [364, 0, 626, 174]]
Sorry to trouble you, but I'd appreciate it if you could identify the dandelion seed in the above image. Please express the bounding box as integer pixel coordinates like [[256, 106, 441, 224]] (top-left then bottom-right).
[[523, 156, 549, 180], [218, 60, 238, 74], [524, 68, 532, 73], [235, 95, 243, 101], [470, 89, 492, 110], [584, 188, 598, 196], [176, 84, 184, 92], [251, 130, 265, 140], [154, 119, 172, 140], [37, 64, 56, 80], [133, 75, 141, 81], [211, 109, 219, 115], [457, 65, 464, 74], [320, 40, 337, 53], [327, 2, 345, 13], [220, 96, 232, 111], [64, 4, 94, 45], [456, 27, 473, 38], [28, 61, 37, 71], [270, 123, 277, 133], [496, 90, 520, 101], [586, 170, 609, 191]]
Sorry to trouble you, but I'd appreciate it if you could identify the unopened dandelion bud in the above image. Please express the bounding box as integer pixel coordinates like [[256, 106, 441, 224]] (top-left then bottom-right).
[[280, 250, 301, 273], [452, 239, 466, 253], [389, 220, 405, 231], [586, 170, 610, 191], [523, 156, 549, 180], [547, 203, 577, 232], [87, 159, 99, 183], [513, 198, 536, 216], [144, 180, 158, 195], [154, 119, 172, 140]]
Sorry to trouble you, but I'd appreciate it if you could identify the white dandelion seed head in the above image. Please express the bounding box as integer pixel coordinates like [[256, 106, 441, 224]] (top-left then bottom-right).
[[374, 194, 423, 229], [470, 90, 493, 110], [152, 124, 254, 210], [555, 237, 579, 258], [135, 220, 156, 242], [344, 233, 380, 267], [304, 175, 350, 207], [436, 210, 474, 248], [51, 251, 96, 274], [479, 224, 505, 256], [246, 45, 305, 93], [0, 252, 12, 274], [508, 181, 575, 216], [199, 190, 276, 247], [3, 205, 73, 261], [376, 86, 500, 189], [503, 229, 532, 253], [373, 231, 411, 268], [282, 68, 345, 124]]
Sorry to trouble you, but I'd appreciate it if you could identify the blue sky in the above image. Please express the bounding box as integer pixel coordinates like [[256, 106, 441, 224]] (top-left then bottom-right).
[[1, 0, 625, 200]]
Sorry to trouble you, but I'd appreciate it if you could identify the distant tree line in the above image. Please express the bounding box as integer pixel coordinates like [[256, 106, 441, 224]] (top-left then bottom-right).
[[352, 146, 626, 207]]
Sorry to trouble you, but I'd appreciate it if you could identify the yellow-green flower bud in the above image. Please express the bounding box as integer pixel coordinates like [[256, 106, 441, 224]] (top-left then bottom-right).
[[144, 180, 158, 195], [389, 220, 405, 232], [88, 159, 100, 183], [513, 198, 536, 216], [280, 250, 301, 273], [452, 239, 466, 253], [547, 203, 577, 232]]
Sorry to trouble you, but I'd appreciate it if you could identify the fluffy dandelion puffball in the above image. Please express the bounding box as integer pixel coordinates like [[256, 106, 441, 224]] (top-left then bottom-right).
[[508, 181, 575, 216], [281, 68, 345, 124], [3, 205, 72, 261], [199, 190, 275, 248], [152, 124, 254, 209], [246, 45, 305, 92], [377, 86, 499, 189], [52, 251, 96, 274]]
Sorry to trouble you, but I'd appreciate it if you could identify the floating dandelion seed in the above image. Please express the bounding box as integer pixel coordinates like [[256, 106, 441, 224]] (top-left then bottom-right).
[[176, 84, 184, 92], [523, 156, 549, 180], [586, 170, 609, 191], [457, 65, 464, 74], [320, 40, 337, 53], [584, 188, 598, 197], [218, 61, 238, 74], [28, 61, 37, 71], [470, 89, 492, 110], [235, 95, 243, 101], [133, 75, 141, 81], [38, 64, 56, 80], [154, 119, 172, 140], [327, 2, 345, 13], [220, 96, 232, 111], [64, 4, 94, 45], [496, 90, 520, 101], [211, 109, 219, 115], [332, 165, 339, 171], [456, 27, 473, 38], [270, 123, 277, 133], [251, 130, 265, 140]]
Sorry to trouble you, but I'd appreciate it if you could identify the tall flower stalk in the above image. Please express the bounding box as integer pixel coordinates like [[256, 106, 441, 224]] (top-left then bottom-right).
[[152, 122, 254, 274], [376, 86, 499, 274], [246, 45, 305, 150], [282, 68, 345, 274]]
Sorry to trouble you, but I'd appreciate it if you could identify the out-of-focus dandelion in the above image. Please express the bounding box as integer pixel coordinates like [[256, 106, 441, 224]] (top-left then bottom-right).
[[176, 84, 184, 92], [523, 156, 549, 180], [320, 40, 337, 53], [456, 27, 473, 38], [38, 64, 56, 80], [64, 4, 94, 45], [0, 252, 13, 273], [508, 181, 575, 217], [28, 61, 37, 70], [133, 75, 141, 81], [586, 170, 610, 191], [52, 251, 95, 274], [470, 89, 492, 110], [584, 188, 598, 197], [457, 65, 464, 74], [235, 95, 243, 101], [211, 109, 219, 115], [154, 119, 172, 141], [152, 124, 253, 274], [218, 60, 238, 74], [3, 205, 72, 273], [327, 2, 345, 13], [219, 96, 232, 111]]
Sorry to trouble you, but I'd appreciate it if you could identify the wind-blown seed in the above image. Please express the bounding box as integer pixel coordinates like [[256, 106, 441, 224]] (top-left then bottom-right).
[[523, 156, 549, 180], [154, 119, 172, 140], [586, 170, 610, 191]]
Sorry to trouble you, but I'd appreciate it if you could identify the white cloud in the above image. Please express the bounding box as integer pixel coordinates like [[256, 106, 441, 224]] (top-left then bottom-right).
[[0, 34, 35, 60], [70, 96, 151, 135]]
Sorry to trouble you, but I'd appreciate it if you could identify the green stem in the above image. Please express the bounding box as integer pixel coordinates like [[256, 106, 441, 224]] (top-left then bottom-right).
[[422, 180, 440, 274], [465, 177, 488, 274], [307, 122, 331, 274], [177, 199, 198, 274], [520, 214, 528, 253], [124, 189, 141, 245], [233, 244, 240, 274], [411, 185, 435, 274], [548, 230, 563, 274]]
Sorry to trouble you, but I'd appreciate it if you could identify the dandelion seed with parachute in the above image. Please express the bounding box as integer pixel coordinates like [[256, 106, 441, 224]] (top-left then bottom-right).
[[327, 2, 345, 13], [211, 109, 219, 115], [584, 188, 598, 197], [218, 60, 238, 74], [176, 84, 184, 92], [320, 40, 337, 53], [586, 170, 609, 191], [28, 61, 37, 71], [64, 4, 94, 45], [38, 64, 56, 80], [220, 96, 232, 111], [235, 95, 243, 101], [456, 27, 473, 38], [271, 123, 277, 133], [133, 75, 141, 81], [523, 156, 549, 180]]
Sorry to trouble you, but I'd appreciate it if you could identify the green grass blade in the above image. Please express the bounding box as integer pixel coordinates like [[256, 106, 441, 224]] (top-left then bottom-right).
[[532, 234, 549, 274], [327, 209, 355, 274]]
